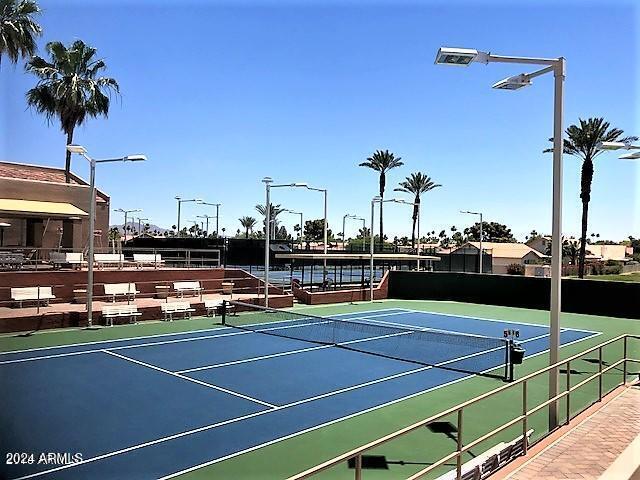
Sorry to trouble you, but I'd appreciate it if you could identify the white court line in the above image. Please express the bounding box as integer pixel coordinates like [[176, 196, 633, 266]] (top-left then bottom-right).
[[0, 307, 405, 356], [102, 350, 277, 409], [12, 331, 598, 480], [0, 311, 408, 365], [402, 307, 602, 335], [177, 330, 416, 374]]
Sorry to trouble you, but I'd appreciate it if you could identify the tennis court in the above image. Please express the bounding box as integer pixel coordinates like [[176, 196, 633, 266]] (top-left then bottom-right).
[[0, 305, 598, 480]]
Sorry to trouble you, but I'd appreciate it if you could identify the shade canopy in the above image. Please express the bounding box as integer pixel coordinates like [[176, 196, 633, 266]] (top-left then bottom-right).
[[0, 198, 88, 218]]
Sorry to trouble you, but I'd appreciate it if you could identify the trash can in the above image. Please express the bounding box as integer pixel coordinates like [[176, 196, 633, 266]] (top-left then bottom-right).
[[511, 345, 526, 365]]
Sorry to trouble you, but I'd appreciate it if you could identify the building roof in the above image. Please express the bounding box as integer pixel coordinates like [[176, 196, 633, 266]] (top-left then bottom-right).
[[454, 242, 548, 259], [0, 161, 109, 202]]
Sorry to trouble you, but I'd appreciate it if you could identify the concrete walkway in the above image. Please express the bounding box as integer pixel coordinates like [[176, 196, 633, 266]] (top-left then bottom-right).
[[501, 385, 640, 480]]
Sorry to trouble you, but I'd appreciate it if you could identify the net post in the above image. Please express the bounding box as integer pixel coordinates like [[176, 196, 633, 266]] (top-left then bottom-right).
[[507, 339, 514, 382], [221, 300, 227, 325]]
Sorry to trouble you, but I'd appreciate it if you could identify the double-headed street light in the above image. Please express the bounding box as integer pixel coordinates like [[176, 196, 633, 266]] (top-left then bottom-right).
[[114, 208, 142, 240], [196, 214, 215, 237], [200, 202, 221, 236], [262, 178, 309, 307], [436, 46, 565, 431], [175, 197, 202, 236], [304, 186, 329, 287], [342, 214, 366, 252], [136, 217, 149, 236], [66, 144, 147, 328], [461, 210, 484, 274]]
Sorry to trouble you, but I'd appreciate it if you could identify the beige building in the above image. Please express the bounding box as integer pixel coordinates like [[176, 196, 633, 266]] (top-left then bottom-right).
[[453, 241, 548, 274], [526, 236, 631, 262], [0, 161, 109, 251]]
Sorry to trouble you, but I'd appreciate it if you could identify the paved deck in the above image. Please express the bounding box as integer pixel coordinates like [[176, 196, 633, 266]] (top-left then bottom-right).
[[502, 385, 640, 480]]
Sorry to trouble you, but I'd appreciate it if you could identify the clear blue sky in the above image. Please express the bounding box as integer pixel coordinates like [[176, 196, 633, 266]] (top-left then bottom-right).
[[1, 0, 638, 241]]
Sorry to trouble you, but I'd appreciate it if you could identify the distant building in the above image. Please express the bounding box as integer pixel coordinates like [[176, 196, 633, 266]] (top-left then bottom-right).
[[526, 236, 631, 262], [0, 161, 109, 250], [452, 241, 548, 274]]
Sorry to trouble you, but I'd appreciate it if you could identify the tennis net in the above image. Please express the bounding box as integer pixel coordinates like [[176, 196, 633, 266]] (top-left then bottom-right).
[[222, 301, 512, 381]]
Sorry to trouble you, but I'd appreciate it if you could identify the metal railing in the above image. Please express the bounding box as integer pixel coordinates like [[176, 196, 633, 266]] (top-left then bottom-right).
[[288, 334, 639, 480]]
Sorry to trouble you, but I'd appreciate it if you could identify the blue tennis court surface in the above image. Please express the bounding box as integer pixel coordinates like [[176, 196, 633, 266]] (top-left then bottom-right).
[[0, 308, 598, 480]]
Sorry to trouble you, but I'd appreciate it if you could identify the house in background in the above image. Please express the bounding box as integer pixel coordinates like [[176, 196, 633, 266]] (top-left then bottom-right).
[[0, 161, 110, 251], [526, 236, 632, 262], [452, 241, 548, 274]]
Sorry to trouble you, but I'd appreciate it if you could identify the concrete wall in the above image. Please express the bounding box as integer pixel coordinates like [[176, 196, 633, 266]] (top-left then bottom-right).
[[0, 177, 109, 250]]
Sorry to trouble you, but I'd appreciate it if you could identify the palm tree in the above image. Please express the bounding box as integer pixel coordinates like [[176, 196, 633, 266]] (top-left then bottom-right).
[[26, 40, 120, 182], [546, 118, 637, 277], [255, 204, 285, 236], [359, 149, 404, 249], [394, 172, 441, 248], [239, 216, 257, 238], [0, 0, 41, 68]]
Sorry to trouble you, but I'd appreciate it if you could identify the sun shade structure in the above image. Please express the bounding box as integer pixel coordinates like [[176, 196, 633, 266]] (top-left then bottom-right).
[[0, 198, 88, 217]]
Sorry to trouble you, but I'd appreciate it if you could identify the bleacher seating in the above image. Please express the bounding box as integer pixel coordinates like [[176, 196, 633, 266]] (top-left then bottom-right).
[[11, 286, 56, 307], [173, 281, 203, 297], [133, 254, 164, 269], [102, 304, 142, 326], [161, 302, 196, 321], [103, 283, 140, 302]]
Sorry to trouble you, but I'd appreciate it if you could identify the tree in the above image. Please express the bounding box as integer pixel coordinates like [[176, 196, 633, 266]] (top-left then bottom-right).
[[26, 40, 120, 182], [255, 203, 284, 236], [238, 216, 257, 239], [394, 172, 441, 248], [0, 0, 41, 68], [359, 149, 404, 249], [304, 219, 332, 242], [464, 221, 515, 243], [545, 118, 637, 278]]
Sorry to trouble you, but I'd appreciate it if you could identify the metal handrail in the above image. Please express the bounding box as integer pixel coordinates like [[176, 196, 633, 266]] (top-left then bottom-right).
[[288, 334, 639, 480]]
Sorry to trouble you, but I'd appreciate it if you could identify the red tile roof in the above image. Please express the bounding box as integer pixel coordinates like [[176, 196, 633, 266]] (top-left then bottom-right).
[[0, 161, 109, 202]]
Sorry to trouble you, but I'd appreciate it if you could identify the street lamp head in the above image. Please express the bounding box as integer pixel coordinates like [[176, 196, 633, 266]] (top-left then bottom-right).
[[175, 196, 181, 201], [292, 182, 308, 187], [435, 47, 488, 66], [597, 141, 632, 151], [372, 196, 382, 202], [262, 177, 273, 184], [619, 152, 640, 160], [66, 144, 87, 154], [492, 74, 531, 90], [123, 154, 147, 162]]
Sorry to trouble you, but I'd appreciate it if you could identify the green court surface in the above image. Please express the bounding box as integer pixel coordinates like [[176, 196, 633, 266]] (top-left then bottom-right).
[[1, 299, 638, 479]]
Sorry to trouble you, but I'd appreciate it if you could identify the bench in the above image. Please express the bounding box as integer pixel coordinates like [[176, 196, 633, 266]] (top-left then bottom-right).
[[0, 252, 24, 269], [94, 253, 125, 269], [102, 304, 142, 326], [435, 429, 533, 480], [161, 302, 196, 321], [133, 253, 164, 269], [221, 281, 234, 298], [173, 281, 203, 298], [50, 252, 87, 269], [11, 286, 56, 308], [204, 300, 235, 317], [103, 283, 140, 302]]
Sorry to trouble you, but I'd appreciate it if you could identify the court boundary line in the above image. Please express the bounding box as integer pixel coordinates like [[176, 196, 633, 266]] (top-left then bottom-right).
[[10, 328, 581, 480], [102, 350, 277, 409], [402, 308, 601, 335], [0, 308, 406, 356], [0, 311, 408, 365]]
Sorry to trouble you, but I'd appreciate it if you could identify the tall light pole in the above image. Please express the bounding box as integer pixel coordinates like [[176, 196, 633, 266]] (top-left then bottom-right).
[[200, 202, 221, 236], [262, 178, 309, 307], [283, 209, 303, 249], [436, 46, 565, 429], [392, 199, 420, 270], [342, 214, 366, 251], [196, 214, 215, 237], [175, 197, 202, 237], [305, 186, 328, 287], [137, 217, 149, 236], [67, 145, 146, 328], [114, 208, 142, 241], [461, 210, 483, 274]]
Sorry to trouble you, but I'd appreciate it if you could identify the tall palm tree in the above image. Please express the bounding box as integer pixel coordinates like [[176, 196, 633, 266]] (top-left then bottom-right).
[[255, 203, 285, 237], [239, 216, 257, 238], [0, 0, 41, 68], [359, 149, 404, 249], [394, 172, 441, 248], [546, 118, 637, 277], [26, 40, 120, 182]]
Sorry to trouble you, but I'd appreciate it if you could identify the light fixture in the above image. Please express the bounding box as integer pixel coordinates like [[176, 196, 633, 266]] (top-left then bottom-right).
[[434, 47, 488, 66], [492, 74, 531, 90], [620, 152, 640, 160], [124, 155, 147, 162], [66, 144, 87, 154]]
